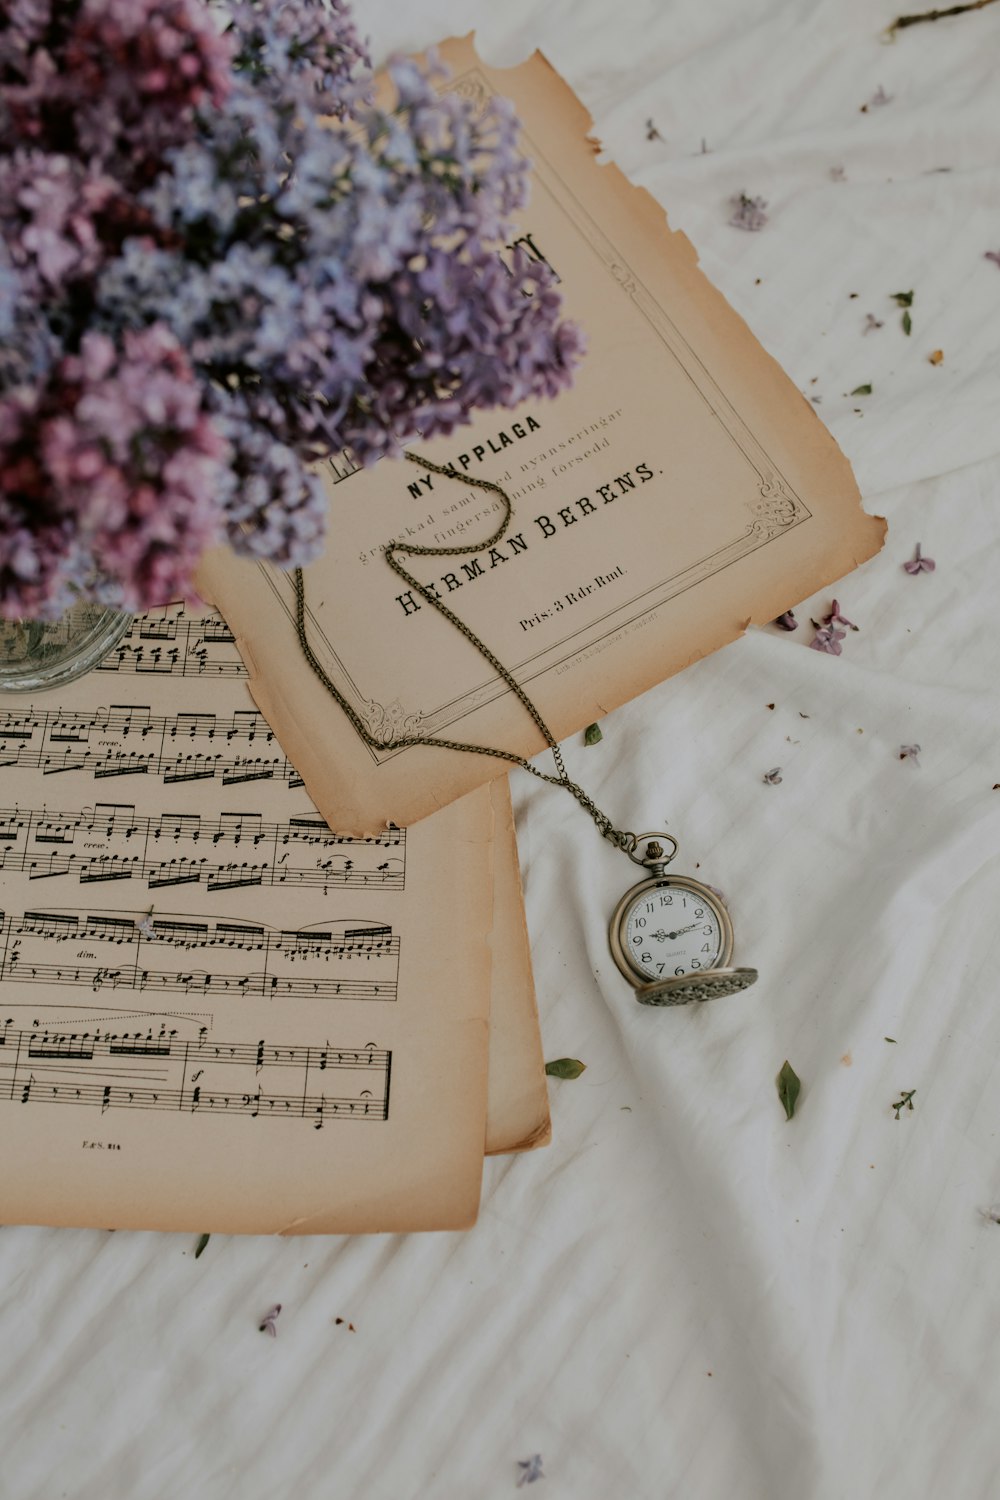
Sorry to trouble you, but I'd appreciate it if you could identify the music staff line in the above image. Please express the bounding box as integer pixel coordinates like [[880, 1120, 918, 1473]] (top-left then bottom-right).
[[0, 908, 400, 1002], [0, 804, 406, 893], [0, 704, 304, 788], [0, 1021, 390, 1128], [96, 611, 249, 679]]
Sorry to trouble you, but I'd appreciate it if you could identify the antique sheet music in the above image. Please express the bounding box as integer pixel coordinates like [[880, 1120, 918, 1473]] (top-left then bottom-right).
[[0, 604, 526, 1234], [198, 33, 887, 836], [87, 609, 549, 1159]]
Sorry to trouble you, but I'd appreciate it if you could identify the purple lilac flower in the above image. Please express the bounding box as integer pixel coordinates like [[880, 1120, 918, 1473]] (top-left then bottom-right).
[[986, 251, 1000, 269], [774, 610, 798, 631], [729, 192, 768, 231], [809, 625, 846, 655], [0, 0, 583, 615], [225, 0, 370, 116], [903, 542, 935, 574]]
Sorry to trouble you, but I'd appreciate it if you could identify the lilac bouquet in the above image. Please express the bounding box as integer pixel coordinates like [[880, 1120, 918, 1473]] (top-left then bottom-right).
[[0, 0, 582, 617]]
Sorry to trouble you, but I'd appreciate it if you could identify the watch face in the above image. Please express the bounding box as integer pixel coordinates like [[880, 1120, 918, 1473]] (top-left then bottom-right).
[[612, 876, 731, 986]]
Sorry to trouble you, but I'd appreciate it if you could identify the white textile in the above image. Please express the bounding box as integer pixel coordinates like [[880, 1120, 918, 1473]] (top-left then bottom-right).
[[4, 2, 1000, 1497]]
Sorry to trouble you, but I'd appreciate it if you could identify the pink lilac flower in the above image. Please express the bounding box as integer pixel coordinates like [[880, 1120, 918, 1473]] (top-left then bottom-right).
[[0, 150, 120, 291], [1, 0, 233, 171], [0, 324, 230, 615], [774, 610, 798, 630], [903, 542, 935, 574], [986, 251, 1000, 269]]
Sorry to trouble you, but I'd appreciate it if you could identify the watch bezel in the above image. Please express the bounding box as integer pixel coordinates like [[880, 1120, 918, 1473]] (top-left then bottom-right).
[[609, 873, 734, 990]]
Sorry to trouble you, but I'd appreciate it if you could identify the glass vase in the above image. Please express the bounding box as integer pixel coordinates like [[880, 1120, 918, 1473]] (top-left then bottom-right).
[[0, 603, 132, 693]]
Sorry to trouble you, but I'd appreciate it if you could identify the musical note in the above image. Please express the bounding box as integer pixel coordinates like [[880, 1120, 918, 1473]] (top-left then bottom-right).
[[0, 907, 400, 1002], [0, 803, 406, 892], [96, 606, 248, 679], [0, 706, 320, 791], [0, 1017, 390, 1125]]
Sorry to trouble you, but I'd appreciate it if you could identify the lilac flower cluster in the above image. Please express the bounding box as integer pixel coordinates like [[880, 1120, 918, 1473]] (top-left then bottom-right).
[[0, 324, 230, 613], [0, 0, 582, 615]]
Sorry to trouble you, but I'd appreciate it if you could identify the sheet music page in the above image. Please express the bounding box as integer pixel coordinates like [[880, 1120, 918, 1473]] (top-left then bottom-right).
[[198, 33, 886, 835], [0, 604, 498, 1234]]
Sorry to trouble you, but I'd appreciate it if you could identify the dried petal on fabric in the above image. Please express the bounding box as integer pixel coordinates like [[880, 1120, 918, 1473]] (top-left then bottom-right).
[[810, 625, 846, 655], [259, 1303, 282, 1336], [516, 1455, 544, 1487], [903, 542, 936, 574], [728, 192, 768, 231]]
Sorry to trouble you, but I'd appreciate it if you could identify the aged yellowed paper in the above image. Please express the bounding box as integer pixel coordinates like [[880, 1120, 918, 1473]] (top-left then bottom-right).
[[484, 777, 549, 1156], [53, 609, 549, 1161], [0, 604, 500, 1234], [199, 34, 886, 835]]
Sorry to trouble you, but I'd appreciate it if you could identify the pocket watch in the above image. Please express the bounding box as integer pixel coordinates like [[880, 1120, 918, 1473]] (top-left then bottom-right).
[[608, 834, 758, 1007]]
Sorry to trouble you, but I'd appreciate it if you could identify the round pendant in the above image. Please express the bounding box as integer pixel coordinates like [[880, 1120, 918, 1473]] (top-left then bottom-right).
[[609, 865, 757, 1007]]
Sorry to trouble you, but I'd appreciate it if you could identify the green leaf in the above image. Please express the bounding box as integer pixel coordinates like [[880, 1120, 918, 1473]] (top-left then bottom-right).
[[902, 309, 912, 336], [584, 722, 603, 746], [194, 1233, 211, 1259], [545, 1058, 587, 1080], [851, 384, 872, 396], [884, 1036, 897, 1043], [891, 290, 914, 307], [776, 1059, 801, 1120]]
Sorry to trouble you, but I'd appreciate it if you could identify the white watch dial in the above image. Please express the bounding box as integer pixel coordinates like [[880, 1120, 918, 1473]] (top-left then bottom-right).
[[623, 883, 723, 982]]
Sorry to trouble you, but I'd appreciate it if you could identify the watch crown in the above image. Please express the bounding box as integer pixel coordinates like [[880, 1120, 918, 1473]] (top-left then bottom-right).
[[646, 840, 664, 859]]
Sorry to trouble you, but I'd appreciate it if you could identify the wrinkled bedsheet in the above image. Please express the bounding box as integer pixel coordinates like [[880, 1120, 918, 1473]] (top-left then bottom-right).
[[4, 2, 1000, 1496]]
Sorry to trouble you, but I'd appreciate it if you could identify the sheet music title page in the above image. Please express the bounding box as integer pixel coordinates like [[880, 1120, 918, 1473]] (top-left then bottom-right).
[[199, 34, 885, 833]]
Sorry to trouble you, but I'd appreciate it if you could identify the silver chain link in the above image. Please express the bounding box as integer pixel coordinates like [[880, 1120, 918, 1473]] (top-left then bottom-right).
[[292, 451, 638, 856]]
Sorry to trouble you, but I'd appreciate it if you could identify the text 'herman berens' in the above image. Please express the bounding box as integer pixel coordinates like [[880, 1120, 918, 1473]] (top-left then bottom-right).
[[394, 461, 654, 618]]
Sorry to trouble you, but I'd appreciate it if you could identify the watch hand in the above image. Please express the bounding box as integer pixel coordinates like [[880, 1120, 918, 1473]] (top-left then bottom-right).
[[666, 922, 701, 940]]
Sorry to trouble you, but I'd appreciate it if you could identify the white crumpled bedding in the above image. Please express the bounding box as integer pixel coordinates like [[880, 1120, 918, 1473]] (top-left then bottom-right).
[[4, 2, 1000, 1496]]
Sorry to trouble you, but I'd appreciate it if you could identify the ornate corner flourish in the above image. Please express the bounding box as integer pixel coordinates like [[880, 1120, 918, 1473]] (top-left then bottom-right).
[[358, 697, 428, 748]]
